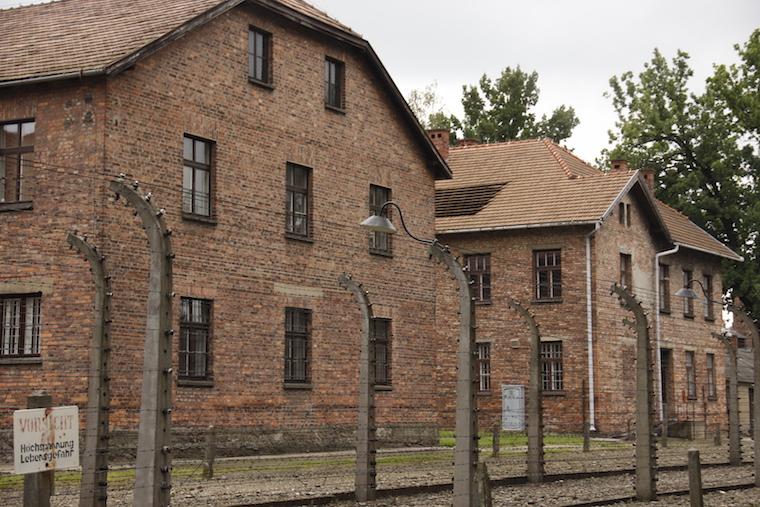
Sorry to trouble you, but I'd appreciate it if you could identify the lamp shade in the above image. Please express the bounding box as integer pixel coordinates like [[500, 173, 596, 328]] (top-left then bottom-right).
[[675, 287, 700, 299], [359, 214, 398, 234]]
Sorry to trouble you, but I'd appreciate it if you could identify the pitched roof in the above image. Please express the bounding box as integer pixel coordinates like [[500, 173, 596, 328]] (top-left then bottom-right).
[[0, 0, 450, 178], [436, 138, 742, 262], [656, 201, 743, 261], [0, 0, 354, 84], [435, 139, 636, 233]]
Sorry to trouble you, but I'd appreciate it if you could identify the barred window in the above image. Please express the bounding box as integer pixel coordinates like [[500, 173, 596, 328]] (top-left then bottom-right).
[[372, 318, 391, 386], [703, 274, 715, 320], [179, 298, 211, 380], [286, 163, 311, 238], [0, 119, 35, 203], [706, 353, 716, 400], [477, 342, 491, 392], [285, 308, 310, 384], [369, 185, 392, 254], [248, 27, 272, 85], [0, 294, 42, 358], [541, 341, 563, 391], [659, 264, 671, 313], [683, 270, 694, 318], [182, 135, 212, 217], [620, 253, 632, 289], [465, 254, 491, 303], [535, 250, 561, 300], [325, 57, 345, 109], [685, 351, 697, 400]]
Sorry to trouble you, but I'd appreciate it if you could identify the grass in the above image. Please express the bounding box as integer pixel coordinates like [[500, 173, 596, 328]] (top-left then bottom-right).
[[439, 430, 624, 449]]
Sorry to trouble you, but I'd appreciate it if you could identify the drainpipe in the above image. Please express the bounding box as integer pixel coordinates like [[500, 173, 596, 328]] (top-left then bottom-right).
[[655, 245, 680, 422], [586, 222, 600, 431]]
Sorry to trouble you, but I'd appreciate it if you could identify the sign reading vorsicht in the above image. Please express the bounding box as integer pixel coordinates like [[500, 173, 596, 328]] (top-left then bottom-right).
[[13, 406, 79, 474]]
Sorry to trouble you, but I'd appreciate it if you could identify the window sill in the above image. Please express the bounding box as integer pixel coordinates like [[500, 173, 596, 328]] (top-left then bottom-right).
[[477, 391, 492, 397], [543, 390, 566, 397], [0, 356, 42, 365], [683, 314, 695, 320], [285, 233, 314, 244], [369, 249, 393, 258], [532, 298, 563, 305], [704, 316, 716, 322], [659, 309, 671, 315], [375, 384, 393, 392], [475, 300, 492, 306], [178, 379, 214, 388], [0, 201, 33, 212], [707, 396, 718, 402], [248, 77, 275, 91], [284, 382, 312, 390], [182, 212, 217, 225], [325, 104, 346, 115]]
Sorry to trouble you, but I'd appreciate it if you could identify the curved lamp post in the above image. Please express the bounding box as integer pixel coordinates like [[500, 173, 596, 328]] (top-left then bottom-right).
[[361, 202, 479, 507], [676, 280, 742, 465]]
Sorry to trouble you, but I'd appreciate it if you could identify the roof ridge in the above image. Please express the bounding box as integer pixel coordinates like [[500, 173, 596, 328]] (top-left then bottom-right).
[[542, 138, 578, 180], [552, 140, 605, 173], [449, 138, 543, 151]]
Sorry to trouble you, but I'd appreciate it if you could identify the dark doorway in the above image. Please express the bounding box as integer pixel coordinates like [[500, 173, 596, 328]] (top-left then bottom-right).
[[661, 348, 673, 419]]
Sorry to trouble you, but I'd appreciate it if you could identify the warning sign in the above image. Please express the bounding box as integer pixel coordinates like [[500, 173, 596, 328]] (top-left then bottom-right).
[[13, 406, 79, 474]]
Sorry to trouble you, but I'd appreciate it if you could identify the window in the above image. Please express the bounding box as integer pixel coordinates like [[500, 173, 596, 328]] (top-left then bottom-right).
[[0, 294, 41, 358], [179, 298, 211, 380], [685, 351, 697, 399], [324, 57, 345, 109], [182, 135, 212, 217], [534, 250, 561, 300], [541, 341, 563, 391], [659, 264, 671, 313], [682, 270, 694, 317], [0, 119, 35, 203], [465, 254, 491, 303], [369, 185, 392, 255], [706, 353, 716, 400], [703, 274, 715, 320], [620, 253, 632, 289], [248, 27, 272, 85], [285, 308, 310, 384], [372, 318, 391, 386], [477, 342, 491, 392], [285, 163, 311, 238], [618, 202, 631, 227]]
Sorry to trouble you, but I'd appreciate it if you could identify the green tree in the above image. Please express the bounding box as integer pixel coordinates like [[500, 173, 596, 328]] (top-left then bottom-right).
[[604, 30, 760, 316], [458, 67, 579, 143]]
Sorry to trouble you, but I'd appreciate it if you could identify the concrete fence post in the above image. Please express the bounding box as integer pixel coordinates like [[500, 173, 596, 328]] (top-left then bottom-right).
[[714, 331, 741, 466], [506, 297, 544, 483], [202, 425, 216, 479], [111, 178, 174, 507], [688, 448, 704, 507], [428, 242, 478, 507], [611, 284, 656, 501], [338, 273, 377, 502], [24, 392, 54, 507], [476, 462, 492, 507], [68, 234, 112, 507], [730, 302, 759, 484]]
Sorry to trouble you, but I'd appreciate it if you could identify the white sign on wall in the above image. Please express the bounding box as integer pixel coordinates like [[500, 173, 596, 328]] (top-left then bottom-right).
[[13, 406, 79, 474], [501, 384, 525, 431]]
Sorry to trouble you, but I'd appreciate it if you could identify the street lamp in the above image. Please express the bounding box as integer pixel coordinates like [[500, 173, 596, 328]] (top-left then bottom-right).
[[361, 202, 479, 507]]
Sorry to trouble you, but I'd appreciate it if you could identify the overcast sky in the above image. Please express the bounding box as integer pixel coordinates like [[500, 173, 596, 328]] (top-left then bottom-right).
[[2, 0, 758, 162]]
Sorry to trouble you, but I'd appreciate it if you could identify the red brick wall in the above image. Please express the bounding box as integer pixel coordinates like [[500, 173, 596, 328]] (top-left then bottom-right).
[[0, 4, 441, 450]]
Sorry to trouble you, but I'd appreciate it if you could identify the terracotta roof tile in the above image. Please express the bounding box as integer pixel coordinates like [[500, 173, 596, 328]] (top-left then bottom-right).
[[0, 0, 357, 84], [656, 201, 742, 261]]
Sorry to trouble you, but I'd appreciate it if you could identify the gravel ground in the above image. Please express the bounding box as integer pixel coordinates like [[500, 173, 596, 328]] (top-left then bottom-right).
[[1, 438, 757, 506]]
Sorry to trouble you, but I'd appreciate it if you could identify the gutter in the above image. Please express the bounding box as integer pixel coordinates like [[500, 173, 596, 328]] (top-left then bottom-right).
[[673, 242, 744, 263], [585, 222, 601, 431], [0, 69, 104, 89], [655, 245, 680, 422], [437, 219, 598, 236]]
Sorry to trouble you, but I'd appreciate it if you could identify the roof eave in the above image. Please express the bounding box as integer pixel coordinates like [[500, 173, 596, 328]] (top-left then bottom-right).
[[0, 68, 105, 89], [673, 242, 744, 262], [436, 219, 599, 235]]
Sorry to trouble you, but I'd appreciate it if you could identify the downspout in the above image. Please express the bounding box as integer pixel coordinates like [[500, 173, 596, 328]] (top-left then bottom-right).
[[655, 245, 680, 422], [586, 222, 600, 431]]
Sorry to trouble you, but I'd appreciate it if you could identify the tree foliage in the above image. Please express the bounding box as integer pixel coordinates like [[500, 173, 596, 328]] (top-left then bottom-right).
[[604, 30, 760, 316]]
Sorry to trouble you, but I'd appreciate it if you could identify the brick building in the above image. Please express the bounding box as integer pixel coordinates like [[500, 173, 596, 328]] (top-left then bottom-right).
[[0, 0, 452, 453], [431, 134, 743, 434]]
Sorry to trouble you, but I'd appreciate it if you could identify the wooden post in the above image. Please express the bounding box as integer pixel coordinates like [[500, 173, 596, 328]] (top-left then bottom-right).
[[492, 421, 500, 458], [582, 379, 590, 452], [661, 402, 668, 448], [338, 273, 376, 502], [688, 449, 704, 507], [202, 426, 216, 479], [24, 392, 54, 507]]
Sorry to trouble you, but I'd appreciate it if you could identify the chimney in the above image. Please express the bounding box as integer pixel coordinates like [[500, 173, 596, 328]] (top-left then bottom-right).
[[457, 138, 480, 148], [427, 129, 450, 160], [640, 168, 655, 191], [611, 159, 630, 172]]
